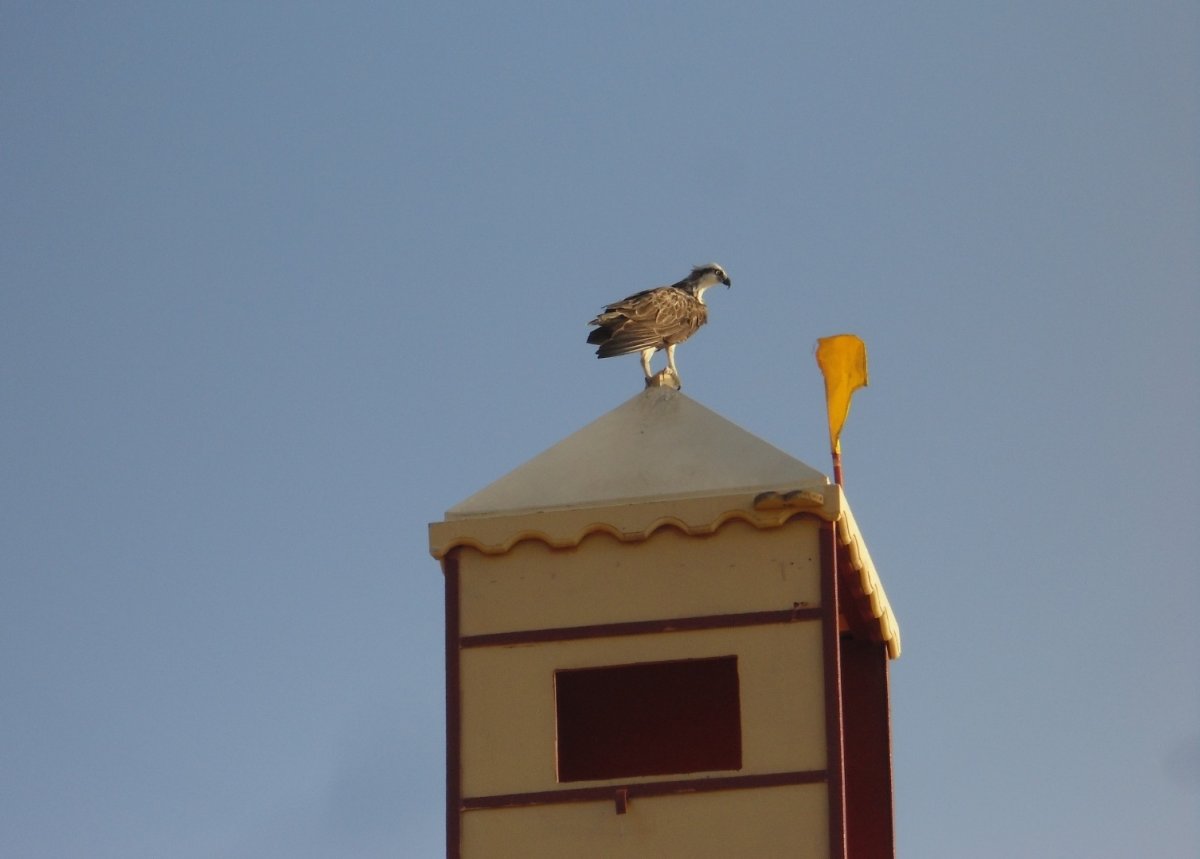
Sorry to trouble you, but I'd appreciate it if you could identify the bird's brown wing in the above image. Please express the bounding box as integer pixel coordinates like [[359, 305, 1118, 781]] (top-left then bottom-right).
[[587, 287, 707, 357]]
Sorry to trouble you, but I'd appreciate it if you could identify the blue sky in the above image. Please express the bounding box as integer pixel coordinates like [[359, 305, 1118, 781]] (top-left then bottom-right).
[[2, 3, 1197, 856]]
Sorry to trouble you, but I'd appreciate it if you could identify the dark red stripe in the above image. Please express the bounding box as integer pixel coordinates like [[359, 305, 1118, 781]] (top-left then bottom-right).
[[461, 606, 823, 649], [462, 769, 828, 812], [443, 550, 462, 859], [822, 522, 847, 858]]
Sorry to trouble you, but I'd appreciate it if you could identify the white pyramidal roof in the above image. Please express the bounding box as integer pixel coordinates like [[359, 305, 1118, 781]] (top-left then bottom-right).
[[446, 387, 828, 519]]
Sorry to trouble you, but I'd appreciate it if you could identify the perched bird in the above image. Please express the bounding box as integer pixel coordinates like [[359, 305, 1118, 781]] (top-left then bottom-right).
[[586, 263, 731, 388]]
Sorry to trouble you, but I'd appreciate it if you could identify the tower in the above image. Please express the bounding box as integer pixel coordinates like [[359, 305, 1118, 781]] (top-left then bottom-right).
[[429, 388, 900, 858]]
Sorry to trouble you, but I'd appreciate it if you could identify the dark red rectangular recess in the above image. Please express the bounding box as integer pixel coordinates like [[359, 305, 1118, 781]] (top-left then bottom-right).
[[554, 656, 742, 782]]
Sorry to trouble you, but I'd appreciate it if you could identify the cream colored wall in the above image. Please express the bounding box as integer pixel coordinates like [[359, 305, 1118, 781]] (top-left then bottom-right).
[[457, 515, 830, 855], [462, 783, 830, 859], [460, 622, 826, 799], [458, 517, 822, 637]]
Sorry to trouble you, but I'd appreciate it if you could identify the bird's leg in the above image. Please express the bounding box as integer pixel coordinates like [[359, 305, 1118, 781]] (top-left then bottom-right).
[[665, 343, 681, 388], [640, 348, 655, 380]]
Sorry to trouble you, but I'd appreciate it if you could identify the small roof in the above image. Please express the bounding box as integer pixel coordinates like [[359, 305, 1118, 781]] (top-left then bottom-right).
[[445, 387, 828, 519], [431, 387, 899, 658]]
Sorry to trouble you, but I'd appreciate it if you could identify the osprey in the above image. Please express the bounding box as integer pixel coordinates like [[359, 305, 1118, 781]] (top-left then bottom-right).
[[587, 263, 731, 388]]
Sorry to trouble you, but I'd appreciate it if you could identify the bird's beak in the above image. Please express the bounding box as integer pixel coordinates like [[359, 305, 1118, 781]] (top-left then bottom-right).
[[723, 276, 732, 287]]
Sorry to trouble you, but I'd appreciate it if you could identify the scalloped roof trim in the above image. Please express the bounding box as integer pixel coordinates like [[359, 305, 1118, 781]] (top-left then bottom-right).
[[428, 486, 900, 659], [836, 501, 902, 659], [433, 507, 823, 559]]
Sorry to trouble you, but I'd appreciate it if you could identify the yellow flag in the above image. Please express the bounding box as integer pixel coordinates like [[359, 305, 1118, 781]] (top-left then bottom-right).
[[815, 334, 869, 455]]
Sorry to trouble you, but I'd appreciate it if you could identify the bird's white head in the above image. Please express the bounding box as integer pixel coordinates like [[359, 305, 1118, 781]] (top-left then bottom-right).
[[687, 263, 732, 301]]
